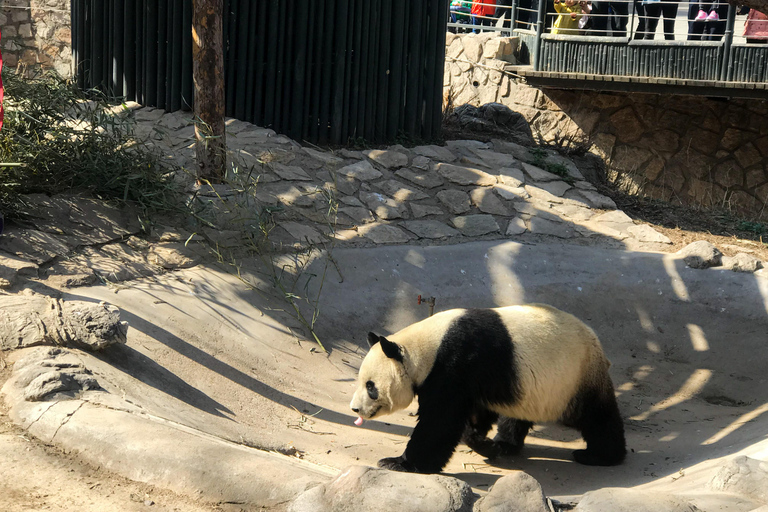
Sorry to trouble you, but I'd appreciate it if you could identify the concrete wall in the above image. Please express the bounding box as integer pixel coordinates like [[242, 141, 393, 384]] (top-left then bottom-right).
[[444, 32, 768, 220], [1, 0, 72, 76]]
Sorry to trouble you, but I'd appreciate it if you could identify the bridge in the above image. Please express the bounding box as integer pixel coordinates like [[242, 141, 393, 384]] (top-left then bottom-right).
[[451, 1, 768, 99]]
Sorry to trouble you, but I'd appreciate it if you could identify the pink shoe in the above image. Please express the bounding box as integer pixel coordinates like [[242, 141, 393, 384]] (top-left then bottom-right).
[[706, 10, 719, 21], [694, 9, 707, 20]]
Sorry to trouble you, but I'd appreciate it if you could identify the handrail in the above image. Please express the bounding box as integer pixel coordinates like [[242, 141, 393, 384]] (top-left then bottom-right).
[[719, 3, 737, 81]]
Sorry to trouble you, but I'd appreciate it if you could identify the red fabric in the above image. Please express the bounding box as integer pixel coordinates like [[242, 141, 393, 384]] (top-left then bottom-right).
[[0, 27, 4, 131], [744, 9, 768, 40], [471, 0, 497, 16]]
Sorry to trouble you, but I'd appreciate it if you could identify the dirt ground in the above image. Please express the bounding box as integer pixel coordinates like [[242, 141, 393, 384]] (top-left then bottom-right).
[[2, 170, 768, 512]]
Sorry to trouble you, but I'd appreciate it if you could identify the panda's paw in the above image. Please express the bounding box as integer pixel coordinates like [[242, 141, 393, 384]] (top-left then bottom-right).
[[496, 441, 523, 457], [377, 456, 417, 473]]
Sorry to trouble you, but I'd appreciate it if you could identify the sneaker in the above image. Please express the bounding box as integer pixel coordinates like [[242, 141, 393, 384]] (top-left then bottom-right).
[[706, 10, 719, 21], [695, 9, 707, 20]]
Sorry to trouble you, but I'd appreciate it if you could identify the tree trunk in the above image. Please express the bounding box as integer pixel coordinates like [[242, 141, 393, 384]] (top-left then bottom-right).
[[192, 0, 226, 183]]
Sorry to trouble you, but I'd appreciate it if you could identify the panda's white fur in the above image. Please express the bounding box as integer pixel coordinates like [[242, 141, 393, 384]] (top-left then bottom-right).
[[350, 304, 625, 473]]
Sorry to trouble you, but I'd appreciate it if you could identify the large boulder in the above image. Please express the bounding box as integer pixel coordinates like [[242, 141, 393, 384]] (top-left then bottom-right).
[[474, 471, 549, 512], [288, 466, 476, 512], [0, 292, 128, 351]]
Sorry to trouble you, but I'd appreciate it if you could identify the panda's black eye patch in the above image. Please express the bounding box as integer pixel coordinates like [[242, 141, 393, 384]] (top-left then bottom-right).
[[366, 380, 379, 400]]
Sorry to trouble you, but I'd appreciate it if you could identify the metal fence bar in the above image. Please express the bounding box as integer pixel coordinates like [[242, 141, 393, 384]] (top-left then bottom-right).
[[71, 0, 448, 145]]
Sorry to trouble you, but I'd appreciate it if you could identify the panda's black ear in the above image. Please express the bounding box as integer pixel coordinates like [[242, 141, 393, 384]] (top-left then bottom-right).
[[378, 336, 404, 362], [367, 332, 380, 348]]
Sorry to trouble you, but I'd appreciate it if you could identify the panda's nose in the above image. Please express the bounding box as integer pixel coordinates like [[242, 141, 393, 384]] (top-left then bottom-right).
[[351, 407, 359, 413]]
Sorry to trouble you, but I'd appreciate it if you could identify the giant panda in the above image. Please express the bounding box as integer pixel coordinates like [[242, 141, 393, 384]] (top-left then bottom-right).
[[349, 304, 626, 474]]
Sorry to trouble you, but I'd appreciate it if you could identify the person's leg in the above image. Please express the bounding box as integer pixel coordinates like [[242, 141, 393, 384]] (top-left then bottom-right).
[[661, 0, 678, 39], [634, 0, 648, 39], [611, 0, 628, 36], [591, 0, 610, 34], [644, 2, 662, 39]]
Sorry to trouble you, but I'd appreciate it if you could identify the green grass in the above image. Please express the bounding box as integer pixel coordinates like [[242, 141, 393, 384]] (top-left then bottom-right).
[[0, 70, 182, 219]]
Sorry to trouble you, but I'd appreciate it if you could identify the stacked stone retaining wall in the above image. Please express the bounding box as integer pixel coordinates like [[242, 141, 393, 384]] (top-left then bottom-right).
[[1, 0, 72, 76], [444, 32, 768, 220]]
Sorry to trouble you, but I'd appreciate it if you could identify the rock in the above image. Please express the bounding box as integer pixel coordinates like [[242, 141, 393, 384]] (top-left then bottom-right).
[[148, 243, 202, 270], [474, 472, 548, 512], [0, 295, 128, 351], [360, 192, 409, 220], [0, 254, 38, 288], [494, 185, 529, 201], [498, 167, 525, 187], [337, 160, 383, 181], [522, 163, 562, 182], [0, 228, 73, 264], [271, 163, 312, 181], [363, 149, 409, 169], [395, 169, 445, 189], [709, 456, 768, 503], [474, 149, 518, 169], [375, 180, 429, 201], [434, 163, 497, 187], [575, 488, 700, 512], [260, 183, 316, 207], [445, 104, 534, 146], [452, 215, 500, 236], [402, 220, 460, 239], [528, 217, 579, 238], [627, 224, 673, 244], [492, 139, 534, 162], [437, 190, 472, 214], [470, 188, 510, 215], [534, 180, 572, 197], [24, 367, 101, 402], [288, 465, 475, 512], [411, 204, 445, 218], [339, 207, 376, 224], [302, 147, 344, 166], [573, 189, 617, 210], [280, 222, 326, 245], [506, 217, 527, 235], [721, 253, 763, 273], [358, 224, 411, 244], [676, 241, 723, 269], [412, 145, 457, 163]]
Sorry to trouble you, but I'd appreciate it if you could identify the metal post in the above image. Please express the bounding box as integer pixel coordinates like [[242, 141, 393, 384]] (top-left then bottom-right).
[[719, 3, 737, 82], [533, 0, 547, 70]]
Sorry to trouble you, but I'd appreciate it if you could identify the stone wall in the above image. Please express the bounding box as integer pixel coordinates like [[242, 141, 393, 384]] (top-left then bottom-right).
[[444, 32, 768, 220], [1, 0, 72, 76]]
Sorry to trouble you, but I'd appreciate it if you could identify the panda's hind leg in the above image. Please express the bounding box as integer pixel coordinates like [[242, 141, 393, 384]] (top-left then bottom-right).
[[462, 408, 500, 458], [493, 417, 533, 456], [463, 411, 532, 459], [563, 384, 626, 466]]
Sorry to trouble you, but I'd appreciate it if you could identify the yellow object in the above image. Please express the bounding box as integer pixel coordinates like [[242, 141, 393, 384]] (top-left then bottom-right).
[[552, 2, 582, 35]]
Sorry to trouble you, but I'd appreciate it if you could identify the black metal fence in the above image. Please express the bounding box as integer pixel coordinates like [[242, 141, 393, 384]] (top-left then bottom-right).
[[72, 0, 448, 144]]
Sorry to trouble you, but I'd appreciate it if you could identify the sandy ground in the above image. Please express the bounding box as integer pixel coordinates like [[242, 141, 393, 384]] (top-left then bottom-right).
[[3, 235, 768, 511]]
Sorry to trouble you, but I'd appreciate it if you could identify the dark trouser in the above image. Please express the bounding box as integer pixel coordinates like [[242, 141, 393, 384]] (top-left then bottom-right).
[[687, 0, 727, 40], [472, 13, 496, 32], [591, 0, 629, 36], [495, 0, 515, 30], [636, 0, 679, 39]]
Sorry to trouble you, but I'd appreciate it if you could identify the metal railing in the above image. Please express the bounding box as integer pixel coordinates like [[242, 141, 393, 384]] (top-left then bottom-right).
[[449, 1, 768, 83], [73, 0, 449, 145]]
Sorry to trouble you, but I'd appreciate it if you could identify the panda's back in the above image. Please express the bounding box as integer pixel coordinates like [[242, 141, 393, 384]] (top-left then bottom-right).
[[392, 304, 609, 423], [492, 304, 608, 422]]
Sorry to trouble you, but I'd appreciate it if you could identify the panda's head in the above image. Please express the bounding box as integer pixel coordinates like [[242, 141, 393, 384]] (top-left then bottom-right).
[[349, 332, 415, 421]]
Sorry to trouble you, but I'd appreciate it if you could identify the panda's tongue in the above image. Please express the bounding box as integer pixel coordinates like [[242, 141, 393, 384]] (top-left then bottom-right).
[[354, 416, 364, 426]]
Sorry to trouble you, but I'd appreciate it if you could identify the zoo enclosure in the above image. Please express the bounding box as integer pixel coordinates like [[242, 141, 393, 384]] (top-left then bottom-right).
[[72, 0, 449, 144]]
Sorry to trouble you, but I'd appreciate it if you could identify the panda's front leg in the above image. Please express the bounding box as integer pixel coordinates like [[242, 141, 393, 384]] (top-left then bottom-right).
[[378, 391, 472, 474]]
